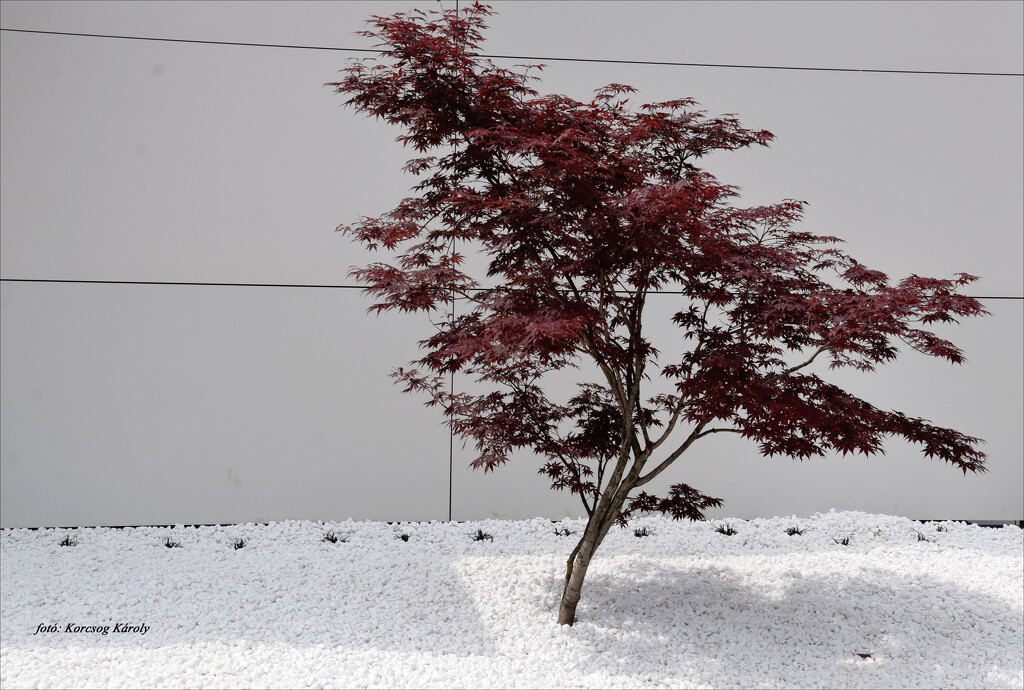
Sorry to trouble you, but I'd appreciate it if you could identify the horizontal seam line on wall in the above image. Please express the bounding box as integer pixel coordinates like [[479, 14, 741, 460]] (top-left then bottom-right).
[[15, 519, 1024, 529], [0, 27, 1021, 78], [2, 278, 1022, 301]]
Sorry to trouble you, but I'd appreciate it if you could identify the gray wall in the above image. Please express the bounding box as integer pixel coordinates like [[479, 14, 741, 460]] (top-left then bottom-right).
[[2, 1, 1021, 527]]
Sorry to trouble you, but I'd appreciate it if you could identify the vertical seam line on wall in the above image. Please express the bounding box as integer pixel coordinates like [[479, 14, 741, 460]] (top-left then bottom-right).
[[450, 0, 462, 522], [449, 296, 455, 522]]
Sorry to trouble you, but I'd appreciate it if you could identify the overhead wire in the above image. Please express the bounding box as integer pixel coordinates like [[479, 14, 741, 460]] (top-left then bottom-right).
[[0, 279, 1018, 302], [0, 27, 1021, 77]]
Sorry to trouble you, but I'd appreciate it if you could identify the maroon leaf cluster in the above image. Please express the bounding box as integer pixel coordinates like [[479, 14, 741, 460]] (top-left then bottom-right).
[[332, 3, 987, 534]]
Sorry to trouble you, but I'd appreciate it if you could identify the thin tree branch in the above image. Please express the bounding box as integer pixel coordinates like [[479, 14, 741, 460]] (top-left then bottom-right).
[[634, 422, 707, 488]]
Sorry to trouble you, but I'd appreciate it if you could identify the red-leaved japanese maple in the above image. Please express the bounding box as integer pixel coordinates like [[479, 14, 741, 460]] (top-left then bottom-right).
[[331, 3, 987, 626]]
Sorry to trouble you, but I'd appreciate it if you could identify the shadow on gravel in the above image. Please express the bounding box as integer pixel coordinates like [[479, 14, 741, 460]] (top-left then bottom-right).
[[549, 560, 1022, 688]]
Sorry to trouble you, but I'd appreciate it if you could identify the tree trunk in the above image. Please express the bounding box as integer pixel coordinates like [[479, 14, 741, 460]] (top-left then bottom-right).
[[558, 435, 646, 624], [557, 533, 598, 625], [557, 507, 622, 625]]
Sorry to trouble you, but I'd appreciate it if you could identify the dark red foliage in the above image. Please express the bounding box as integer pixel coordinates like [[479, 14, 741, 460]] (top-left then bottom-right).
[[331, 3, 987, 527]]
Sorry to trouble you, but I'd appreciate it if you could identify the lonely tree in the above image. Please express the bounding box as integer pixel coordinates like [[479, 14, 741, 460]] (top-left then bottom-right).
[[331, 3, 987, 626]]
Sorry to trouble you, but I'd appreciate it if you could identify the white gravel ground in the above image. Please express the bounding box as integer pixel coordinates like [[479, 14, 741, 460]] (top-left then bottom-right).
[[1, 510, 1021, 689]]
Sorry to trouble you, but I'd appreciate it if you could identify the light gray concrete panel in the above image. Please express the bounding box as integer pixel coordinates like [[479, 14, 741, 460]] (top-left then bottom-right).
[[0, 31, 408, 286], [2, 5, 1021, 295], [2, 1, 1020, 526], [454, 60, 1023, 297], [484, 1, 1023, 75], [450, 295, 1022, 522], [0, 281, 451, 527], [638, 294, 1023, 522]]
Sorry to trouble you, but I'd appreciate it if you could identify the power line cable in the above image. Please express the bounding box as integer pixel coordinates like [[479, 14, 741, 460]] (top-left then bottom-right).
[[0, 27, 1020, 78], [1, 278, 1020, 301]]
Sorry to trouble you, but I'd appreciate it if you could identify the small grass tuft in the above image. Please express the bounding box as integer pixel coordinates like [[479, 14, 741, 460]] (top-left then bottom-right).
[[633, 526, 653, 538], [916, 531, 932, 543], [553, 527, 573, 537], [164, 537, 182, 549], [785, 526, 805, 536], [936, 524, 948, 532], [715, 523, 737, 536], [397, 532, 411, 542], [833, 535, 851, 546], [322, 530, 346, 544], [59, 534, 78, 547], [471, 529, 493, 542], [232, 538, 247, 550]]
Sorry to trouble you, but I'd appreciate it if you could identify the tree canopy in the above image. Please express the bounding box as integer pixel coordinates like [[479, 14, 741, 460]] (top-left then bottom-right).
[[331, 2, 987, 625]]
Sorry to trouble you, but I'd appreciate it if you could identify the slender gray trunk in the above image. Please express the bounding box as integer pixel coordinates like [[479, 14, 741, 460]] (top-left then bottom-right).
[[557, 398, 650, 624], [556, 498, 626, 625], [557, 531, 598, 625]]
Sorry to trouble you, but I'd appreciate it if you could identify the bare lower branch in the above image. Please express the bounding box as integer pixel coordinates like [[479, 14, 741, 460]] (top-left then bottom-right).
[[695, 427, 743, 439]]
